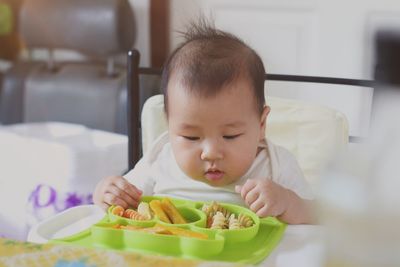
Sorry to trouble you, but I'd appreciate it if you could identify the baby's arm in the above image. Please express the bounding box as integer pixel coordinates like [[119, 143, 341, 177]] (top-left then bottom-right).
[[235, 179, 315, 224], [277, 184, 315, 224], [93, 176, 142, 211]]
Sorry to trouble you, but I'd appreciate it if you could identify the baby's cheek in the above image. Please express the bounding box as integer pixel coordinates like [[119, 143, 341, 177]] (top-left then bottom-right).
[[231, 152, 255, 176], [175, 150, 201, 176]]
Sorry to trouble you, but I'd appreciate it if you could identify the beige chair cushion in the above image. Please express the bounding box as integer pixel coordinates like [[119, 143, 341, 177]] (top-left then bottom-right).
[[141, 95, 348, 187]]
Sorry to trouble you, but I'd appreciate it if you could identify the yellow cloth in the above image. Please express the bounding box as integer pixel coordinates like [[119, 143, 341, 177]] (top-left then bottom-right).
[[0, 238, 249, 267]]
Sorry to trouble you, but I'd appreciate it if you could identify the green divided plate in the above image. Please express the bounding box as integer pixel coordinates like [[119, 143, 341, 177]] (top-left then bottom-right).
[[51, 196, 286, 264]]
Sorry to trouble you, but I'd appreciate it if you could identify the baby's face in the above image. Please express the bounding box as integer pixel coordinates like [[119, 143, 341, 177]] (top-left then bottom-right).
[[167, 77, 269, 186]]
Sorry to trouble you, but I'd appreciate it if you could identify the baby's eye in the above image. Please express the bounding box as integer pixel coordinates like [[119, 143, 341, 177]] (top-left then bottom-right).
[[182, 136, 200, 141], [223, 134, 241, 140]]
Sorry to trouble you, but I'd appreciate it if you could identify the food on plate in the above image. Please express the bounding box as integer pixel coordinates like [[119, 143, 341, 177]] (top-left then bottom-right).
[[156, 224, 208, 239], [238, 213, 254, 228], [149, 200, 171, 223], [210, 211, 228, 229], [202, 201, 232, 228], [228, 214, 241, 230], [161, 198, 187, 224], [201, 201, 254, 229], [110, 204, 152, 221], [110, 205, 124, 216], [137, 202, 152, 220], [123, 209, 148, 220], [107, 224, 208, 239], [110, 198, 187, 224]]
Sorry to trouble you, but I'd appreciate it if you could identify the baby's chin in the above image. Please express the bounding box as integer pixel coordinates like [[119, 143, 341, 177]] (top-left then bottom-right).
[[191, 175, 239, 187]]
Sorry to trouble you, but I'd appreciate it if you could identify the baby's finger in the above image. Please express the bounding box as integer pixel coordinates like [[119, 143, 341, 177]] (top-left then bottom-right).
[[256, 203, 280, 218], [103, 192, 129, 209], [234, 185, 242, 193], [239, 179, 257, 200], [244, 188, 260, 206], [255, 204, 272, 218], [107, 185, 139, 208], [99, 202, 110, 212], [249, 199, 264, 213], [115, 178, 142, 201]]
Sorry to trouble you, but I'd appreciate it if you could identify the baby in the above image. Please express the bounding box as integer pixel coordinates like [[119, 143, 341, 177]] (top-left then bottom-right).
[[94, 22, 315, 224]]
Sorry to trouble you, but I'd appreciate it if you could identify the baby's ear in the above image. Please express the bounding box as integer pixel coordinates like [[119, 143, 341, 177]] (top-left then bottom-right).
[[259, 106, 270, 139]]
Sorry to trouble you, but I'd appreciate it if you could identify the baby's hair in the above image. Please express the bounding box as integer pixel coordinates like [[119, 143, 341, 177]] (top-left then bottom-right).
[[161, 18, 266, 115]]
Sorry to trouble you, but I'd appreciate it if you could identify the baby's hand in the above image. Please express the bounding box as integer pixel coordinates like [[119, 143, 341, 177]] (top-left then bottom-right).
[[235, 179, 289, 218], [93, 176, 142, 211]]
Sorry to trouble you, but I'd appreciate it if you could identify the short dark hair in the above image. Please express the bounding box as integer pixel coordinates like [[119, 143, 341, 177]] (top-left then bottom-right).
[[161, 19, 266, 115]]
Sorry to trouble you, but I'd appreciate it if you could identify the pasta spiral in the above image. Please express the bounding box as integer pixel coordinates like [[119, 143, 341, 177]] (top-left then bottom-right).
[[124, 209, 148, 220], [111, 205, 124, 216], [228, 214, 241, 230], [238, 213, 254, 227], [211, 211, 228, 229]]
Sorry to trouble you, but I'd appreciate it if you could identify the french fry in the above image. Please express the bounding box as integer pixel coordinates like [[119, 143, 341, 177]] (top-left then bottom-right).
[[111, 224, 122, 229], [120, 225, 143, 230], [149, 200, 171, 223], [136, 225, 173, 235], [161, 198, 187, 224], [155, 224, 208, 239], [110, 223, 207, 239]]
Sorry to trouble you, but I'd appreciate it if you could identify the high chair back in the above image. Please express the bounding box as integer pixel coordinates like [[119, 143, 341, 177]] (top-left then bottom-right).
[[127, 50, 374, 186]]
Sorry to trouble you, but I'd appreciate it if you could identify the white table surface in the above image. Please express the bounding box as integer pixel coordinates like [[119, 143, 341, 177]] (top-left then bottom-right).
[[259, 225, 325, 267]]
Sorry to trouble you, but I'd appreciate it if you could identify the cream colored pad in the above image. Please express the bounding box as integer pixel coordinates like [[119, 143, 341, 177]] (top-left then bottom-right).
[[141, 95, 348, 188]]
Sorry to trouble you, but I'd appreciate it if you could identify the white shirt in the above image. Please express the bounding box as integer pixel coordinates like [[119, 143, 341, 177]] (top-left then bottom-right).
[[124, 132, 314, 207]]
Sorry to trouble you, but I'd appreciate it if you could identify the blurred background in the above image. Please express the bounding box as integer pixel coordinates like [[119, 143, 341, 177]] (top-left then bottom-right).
[[0, 1, 400, 265]]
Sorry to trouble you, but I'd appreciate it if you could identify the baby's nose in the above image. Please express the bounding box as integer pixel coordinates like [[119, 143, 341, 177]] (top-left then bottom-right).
[[200, 142, 223, 161]]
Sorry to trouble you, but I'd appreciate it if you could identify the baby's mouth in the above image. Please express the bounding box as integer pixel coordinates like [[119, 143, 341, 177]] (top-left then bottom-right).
[[204, 169, 224, 181]]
